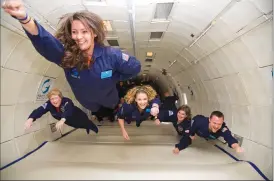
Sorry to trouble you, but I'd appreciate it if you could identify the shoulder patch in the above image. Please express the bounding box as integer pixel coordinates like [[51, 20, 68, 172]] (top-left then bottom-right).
[[191, 119, 195, 126], [122, 53, 129, 61], [222, 127, 228, 132], [168, 110, 174, 116], [64, 102, 68, 107], [42, 103, 47, 109]]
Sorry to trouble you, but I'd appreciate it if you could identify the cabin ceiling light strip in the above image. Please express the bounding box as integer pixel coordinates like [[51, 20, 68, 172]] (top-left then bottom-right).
[[146, 52, 153, 57], [154, 2, 174, 20]]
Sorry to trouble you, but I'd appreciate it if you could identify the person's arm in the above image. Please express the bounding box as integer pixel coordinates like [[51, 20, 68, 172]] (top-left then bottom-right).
[[2, 0, 64, 65], [55, 99, 74, 131], [28, 101, 50, 122], [173, 135, 192, 154], [117, 103, 131, 140], [111, 48, 141, 81], [25, 101, 50, 130], [221, 125, 244, 153]]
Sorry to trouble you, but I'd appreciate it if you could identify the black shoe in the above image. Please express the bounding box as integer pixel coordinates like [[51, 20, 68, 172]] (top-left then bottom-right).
[[86, 128, 90, 134], [136, 123, 140, 127]]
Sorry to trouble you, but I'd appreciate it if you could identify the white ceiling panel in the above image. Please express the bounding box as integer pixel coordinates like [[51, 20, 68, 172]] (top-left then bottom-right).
[[136, 32, 150, 41], [194, 34, 218, 58], [220, 0, 263, 33], [222, 38, 258, 73], [24, 0, 82, 16], [249, 0, 273, 14], [86, 6, 128, 21], [241, 20, 272, 67], [168, 62, 185, 76], [180, 48, 196, 63], [112, 21, 130, 31], [135, 5, 156, 22], [148, 40, 163, 47], [167, 20, 201, 40], [205, 20, 237, 48], [192, 62, 210, 81], [177, 55, 192, 69], [105, 0, 128, 7], [174, 0, 231, 18], [135, 21, 169, 32], [223, 74, 250, 106], [203, 56, 221, 79], [209, 49, 236, 77], [46, 5, 86, 27], [136, 41, 149, 48], [171, 0, 229, 32], [116, 31, 131, 40], [187, 43, 207, 61], [162, 32, 189, 48]]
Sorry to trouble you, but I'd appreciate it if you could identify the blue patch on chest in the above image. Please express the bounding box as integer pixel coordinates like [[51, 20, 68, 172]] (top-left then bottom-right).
[[101, 70, 112, 79]]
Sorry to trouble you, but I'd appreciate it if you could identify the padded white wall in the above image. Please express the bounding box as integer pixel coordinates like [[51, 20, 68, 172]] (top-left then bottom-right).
[[0, 26, 77, 168], [172, 3, 273, 179]]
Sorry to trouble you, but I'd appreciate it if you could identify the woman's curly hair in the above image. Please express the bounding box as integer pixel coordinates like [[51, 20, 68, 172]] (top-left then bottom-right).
[[55, 11, 106, 70], [124, 85, 157, 104]]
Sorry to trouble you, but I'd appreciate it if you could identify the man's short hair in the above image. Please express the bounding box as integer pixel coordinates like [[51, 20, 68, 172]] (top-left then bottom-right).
[[210, 111, 224, 119]]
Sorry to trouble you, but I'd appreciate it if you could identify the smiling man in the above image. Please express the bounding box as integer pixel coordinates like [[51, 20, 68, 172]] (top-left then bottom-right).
[[173, 111, 244, 154]]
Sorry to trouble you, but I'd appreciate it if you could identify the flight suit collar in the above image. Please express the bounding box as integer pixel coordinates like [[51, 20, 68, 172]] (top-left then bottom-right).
[[93, 43, 103, 59]]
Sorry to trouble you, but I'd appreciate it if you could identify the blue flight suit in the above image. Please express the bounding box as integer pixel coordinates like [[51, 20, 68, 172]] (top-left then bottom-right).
[[28, 97, 98, 134], [158, 109, 191, 135], [117, 98, 161, 127], [176, 115, 238, 150], [160, 93, 179, 110], [23, 20, 141, 112]]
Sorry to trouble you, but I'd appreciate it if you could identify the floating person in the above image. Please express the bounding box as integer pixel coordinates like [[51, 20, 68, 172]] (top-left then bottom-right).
[[173, 111, 244, 154], [25, 89, 98, 134], [117, 85, 161, 140], [2, 0, 141, 123], [154, 105, 192, 136]]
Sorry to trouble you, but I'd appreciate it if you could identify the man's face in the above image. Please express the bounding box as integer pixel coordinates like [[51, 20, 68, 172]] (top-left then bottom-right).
[[209, 115, 224, 133]]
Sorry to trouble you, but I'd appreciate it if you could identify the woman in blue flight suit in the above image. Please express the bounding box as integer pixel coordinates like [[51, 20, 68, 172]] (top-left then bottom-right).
[[117, 85, 161, 140], [24, 89, 98, 134], [154, 105, 192, 136], [2, 0, 141, 122]]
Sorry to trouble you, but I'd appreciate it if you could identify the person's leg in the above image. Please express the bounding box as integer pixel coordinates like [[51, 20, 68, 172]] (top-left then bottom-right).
[[66, 108, 99, 134], [92, 106, 104, 124]]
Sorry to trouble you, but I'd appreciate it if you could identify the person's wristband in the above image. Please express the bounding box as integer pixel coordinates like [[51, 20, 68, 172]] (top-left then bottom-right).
[[12, 13, 28, 21]]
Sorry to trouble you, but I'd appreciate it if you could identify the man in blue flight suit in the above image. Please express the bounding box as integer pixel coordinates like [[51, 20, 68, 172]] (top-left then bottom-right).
[[173, 111, 244, 154]]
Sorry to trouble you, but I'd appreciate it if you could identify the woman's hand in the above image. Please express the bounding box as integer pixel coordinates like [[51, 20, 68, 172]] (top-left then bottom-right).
[[24, 118, 33, 130], [122, 129, 130, 140], [150, 104, 159, 117], [56, 119, 66, 132], [154, 119, 161, 125], [2, 0, 27, 19]]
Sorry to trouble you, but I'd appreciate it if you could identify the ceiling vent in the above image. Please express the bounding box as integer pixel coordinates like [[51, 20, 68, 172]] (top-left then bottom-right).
[[145, 58, 153, 62], [107, 39, 119, 46], [150, 32, 164, 40], [154, 2, 174, 20]]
